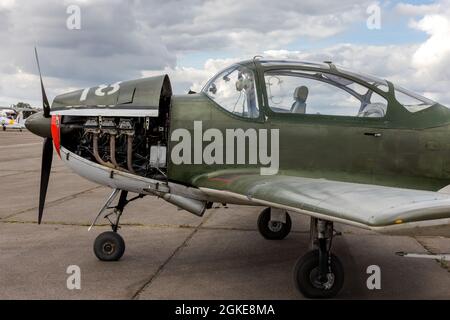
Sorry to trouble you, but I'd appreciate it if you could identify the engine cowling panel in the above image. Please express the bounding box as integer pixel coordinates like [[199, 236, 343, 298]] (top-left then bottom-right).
[[54, 75, 172, 179]]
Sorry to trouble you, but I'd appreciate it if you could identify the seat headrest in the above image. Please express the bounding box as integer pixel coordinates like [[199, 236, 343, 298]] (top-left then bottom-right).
[[294, 86, 308, 102], [358, 103, 387, 117]]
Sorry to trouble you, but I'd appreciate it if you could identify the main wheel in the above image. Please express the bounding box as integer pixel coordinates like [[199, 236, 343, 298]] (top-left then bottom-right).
[[257, 208, 292, 240], [93, 231, 125, 261], [293, 249, 344, 299]]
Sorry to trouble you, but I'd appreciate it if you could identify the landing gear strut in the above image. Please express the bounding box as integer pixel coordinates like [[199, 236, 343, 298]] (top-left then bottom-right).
[[91, 189, 144, 261], [293, 218, 344, 298]]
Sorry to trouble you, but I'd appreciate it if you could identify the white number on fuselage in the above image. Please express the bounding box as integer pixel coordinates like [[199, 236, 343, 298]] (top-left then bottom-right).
[[79, 82, 121, 102]]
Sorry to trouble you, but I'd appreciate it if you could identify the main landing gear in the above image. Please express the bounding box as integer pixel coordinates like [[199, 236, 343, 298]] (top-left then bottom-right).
[[293, 218, 344, 298], [90, 189, 144, 261], [257, 207, 343, 298]]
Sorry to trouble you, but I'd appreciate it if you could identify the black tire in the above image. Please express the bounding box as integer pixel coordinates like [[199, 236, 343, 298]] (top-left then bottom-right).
[[293, 249, 344, 299], [257, 208, 292, 240], [93, 231, 125, 261]]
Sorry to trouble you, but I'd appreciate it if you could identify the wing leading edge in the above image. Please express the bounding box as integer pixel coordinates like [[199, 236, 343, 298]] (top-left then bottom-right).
[[192, 171, 450, 237]]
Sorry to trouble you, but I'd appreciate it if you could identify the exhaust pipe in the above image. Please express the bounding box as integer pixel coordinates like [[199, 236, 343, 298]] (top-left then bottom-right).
[[93, 133, 114, 169], [92, 133, 111, 167], [161, 193, 207, 217], [110, 134, 119, 168], [127, 135, 135, 174]]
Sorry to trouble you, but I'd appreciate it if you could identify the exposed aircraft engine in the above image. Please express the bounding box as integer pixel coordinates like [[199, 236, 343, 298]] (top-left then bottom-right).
[[48, 75, 173, 180], [61, 115, 169, 179]]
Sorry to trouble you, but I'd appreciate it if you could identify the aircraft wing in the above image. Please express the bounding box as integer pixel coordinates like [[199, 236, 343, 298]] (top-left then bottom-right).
[[192, 171, 450, 236]]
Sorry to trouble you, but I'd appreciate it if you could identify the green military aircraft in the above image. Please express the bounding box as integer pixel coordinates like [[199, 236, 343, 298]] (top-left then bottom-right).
[[26, 52, 450, 298]]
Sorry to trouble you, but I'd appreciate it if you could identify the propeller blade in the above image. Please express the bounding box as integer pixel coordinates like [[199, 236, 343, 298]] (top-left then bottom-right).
[[34, 47, 51, 118], [38, 137, 53, 224]]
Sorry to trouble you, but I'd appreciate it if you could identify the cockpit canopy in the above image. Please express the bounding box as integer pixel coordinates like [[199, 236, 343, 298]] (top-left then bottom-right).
[[202, 60, 438, 118], [335, 64, 437, 113], [202, 64, 259, 119]]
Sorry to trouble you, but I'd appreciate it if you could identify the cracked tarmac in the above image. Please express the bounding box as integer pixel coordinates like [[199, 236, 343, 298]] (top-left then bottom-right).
[[0, 131, 449, 299]]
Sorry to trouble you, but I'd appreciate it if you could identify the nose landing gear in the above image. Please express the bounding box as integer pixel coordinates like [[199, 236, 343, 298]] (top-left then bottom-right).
[[94, 231, 126, 261], [91, 189, 144, 261]]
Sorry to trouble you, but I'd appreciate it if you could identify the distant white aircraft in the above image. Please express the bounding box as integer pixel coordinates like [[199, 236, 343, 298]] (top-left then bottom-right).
[[1, 109, 36, 131]]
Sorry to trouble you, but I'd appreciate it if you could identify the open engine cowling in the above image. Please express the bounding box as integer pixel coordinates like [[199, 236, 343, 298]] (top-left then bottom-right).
[[51, 75, 172, 179]]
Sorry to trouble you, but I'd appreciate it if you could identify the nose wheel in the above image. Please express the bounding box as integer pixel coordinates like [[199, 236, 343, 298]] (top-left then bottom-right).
[[257, 207, 292, 240], [94, 231, 125, 261]]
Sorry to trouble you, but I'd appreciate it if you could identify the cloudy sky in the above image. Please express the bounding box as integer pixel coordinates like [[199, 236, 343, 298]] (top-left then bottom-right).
[[0, 0, 449, 108]]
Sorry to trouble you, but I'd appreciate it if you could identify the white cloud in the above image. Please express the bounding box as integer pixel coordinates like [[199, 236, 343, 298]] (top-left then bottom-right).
[[0, 0, 177, 107], [148, 0, 371, 52], [395, 1, 450, 81], [151, 40, 450, 107], [396, 2, 441, 16], [142, 57, 241, 93], [0, 0, 15, 9], [411, 15, 450, 68], [146, 0, 450, 107], [0, 0, 374, 107]]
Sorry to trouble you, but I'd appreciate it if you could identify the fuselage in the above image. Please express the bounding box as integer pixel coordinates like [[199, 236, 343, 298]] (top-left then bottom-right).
[[27, 59, 450, 194], [168, 93, 450, 191], [167, 59, 450, 192]]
